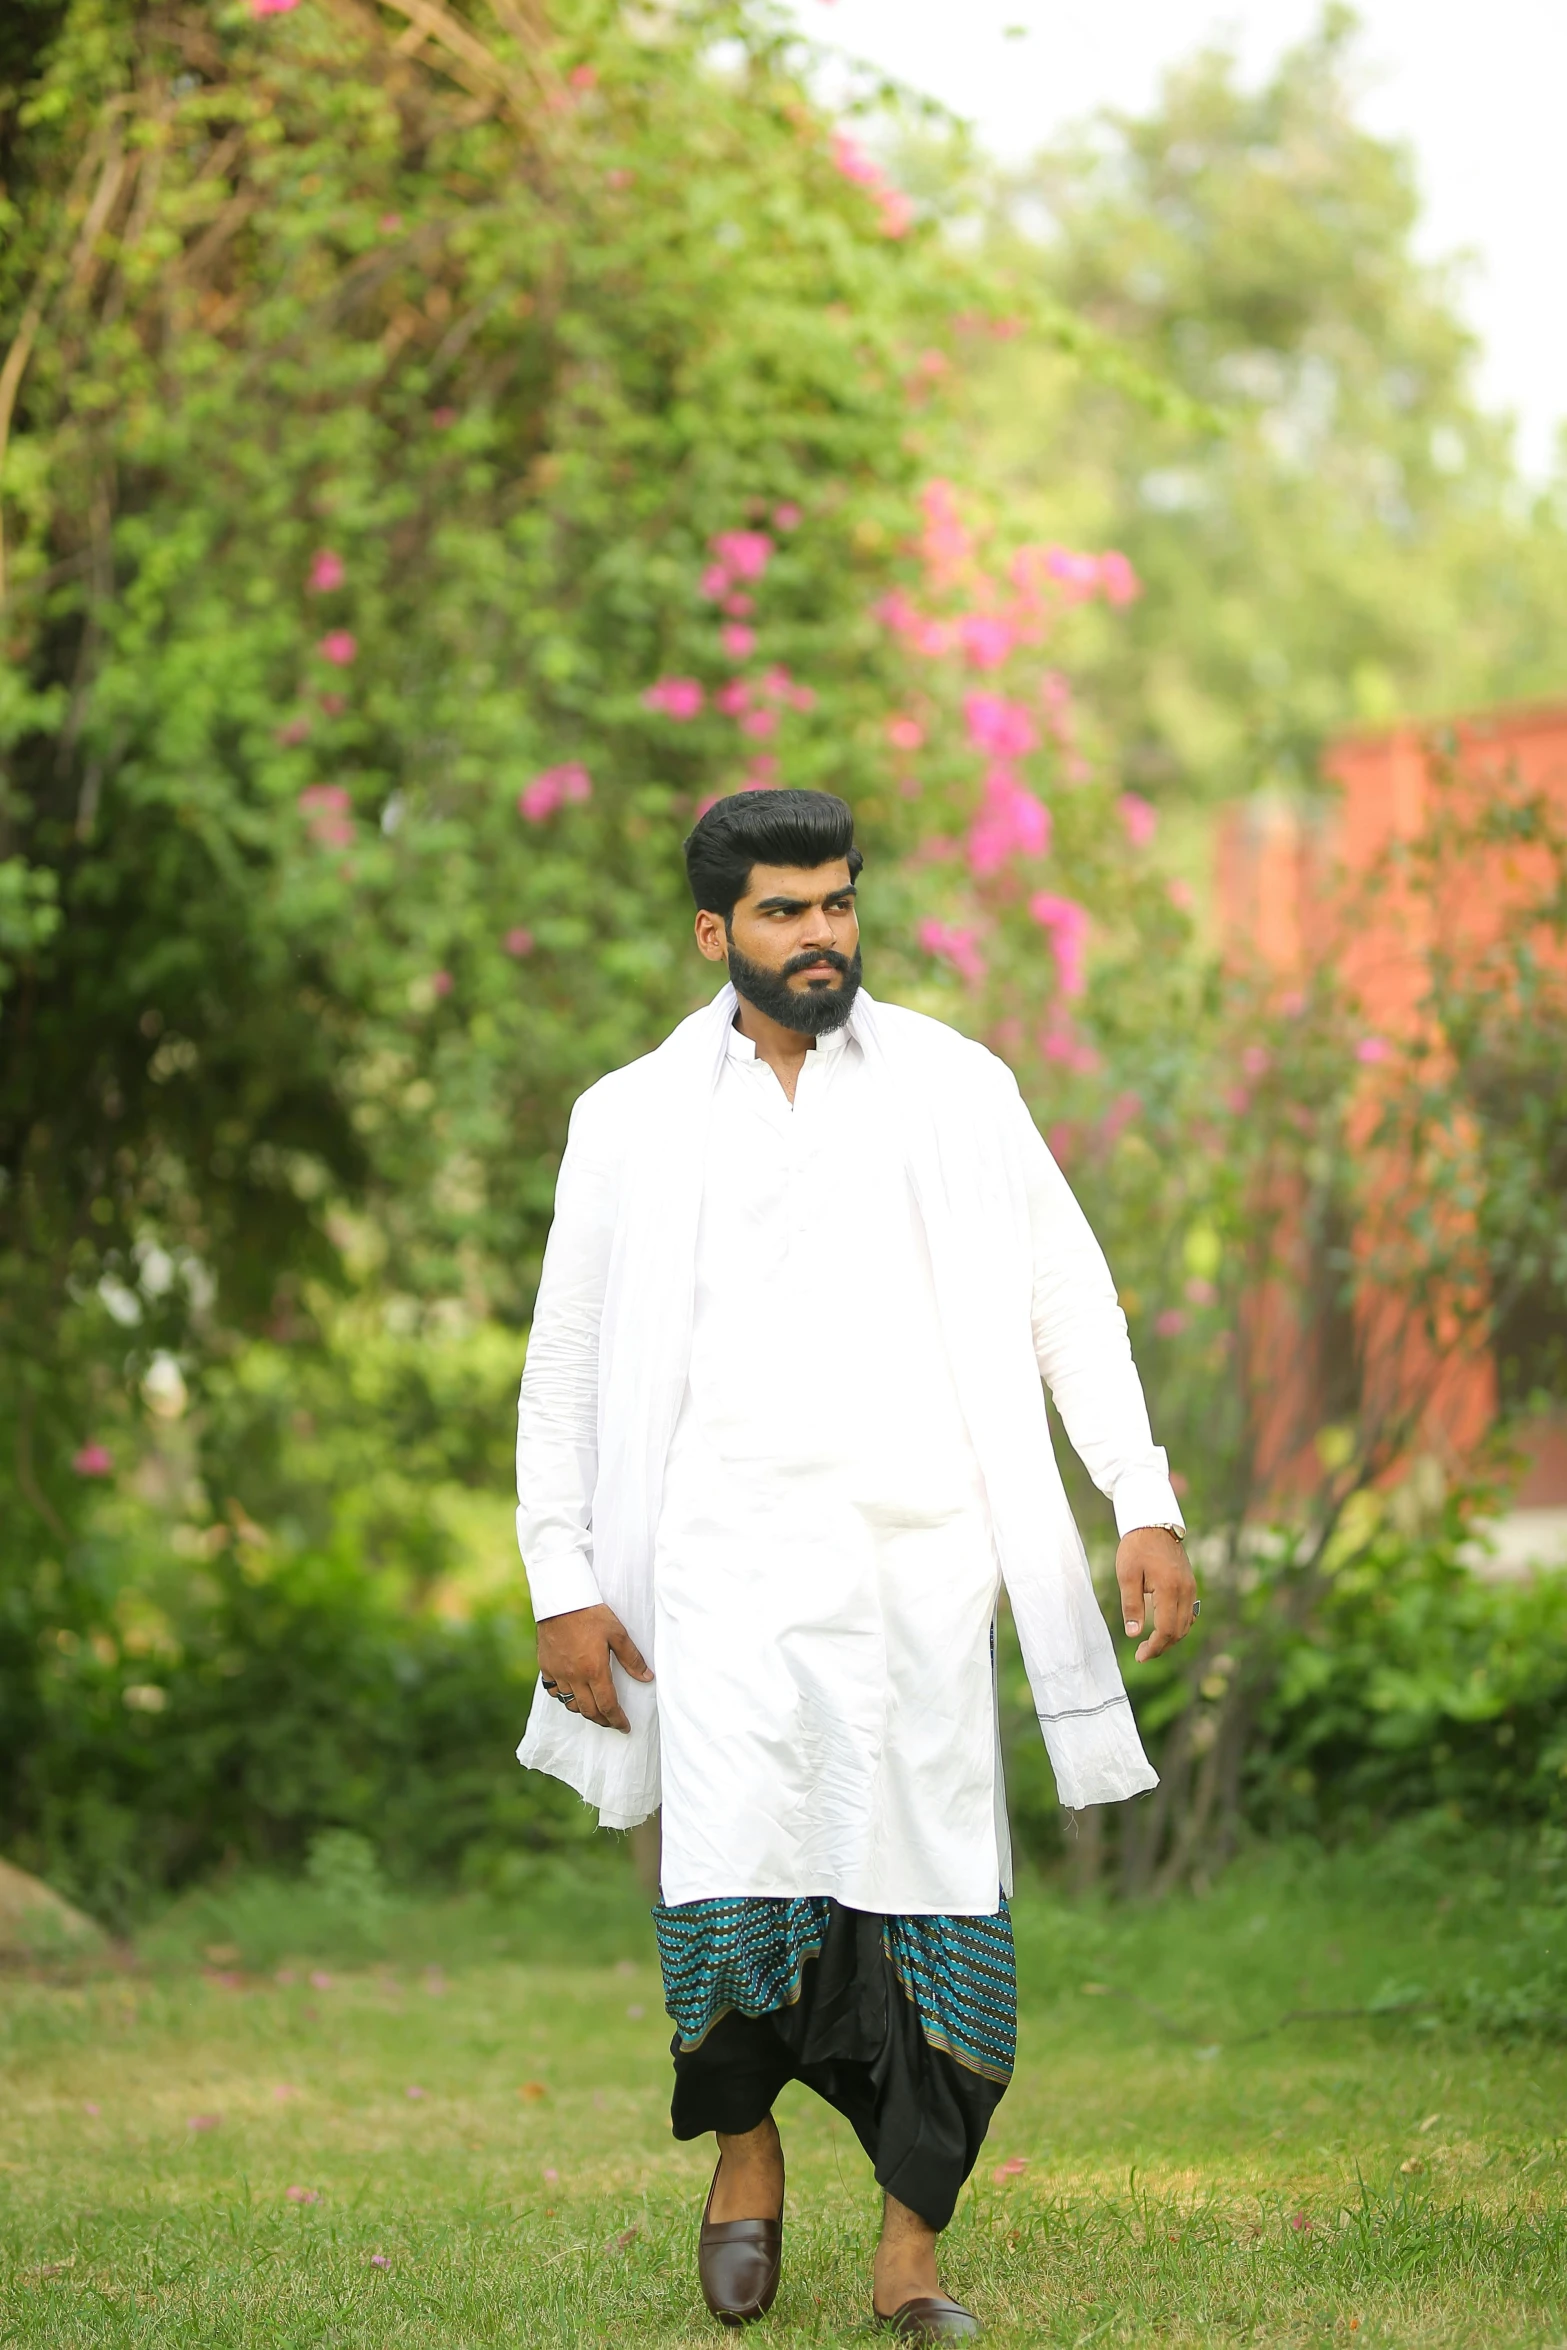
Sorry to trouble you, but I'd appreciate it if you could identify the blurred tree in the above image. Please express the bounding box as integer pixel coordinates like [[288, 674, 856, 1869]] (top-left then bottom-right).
[[970, 4, 1567, 814]]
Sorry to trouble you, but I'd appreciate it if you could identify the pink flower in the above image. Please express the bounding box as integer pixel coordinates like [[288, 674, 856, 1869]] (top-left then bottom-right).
[[276, 716, 311, 746], [831, 132, 882, 190], [874, 590, 922, 639], [518, 764, 591, 820], [1038, 1015, 1100, 1073], [308, 550, 345, 594], [285, 2186, 319, 2205], [1039, 669, 1071, 712], [1100, 1090, 1141, 1143], [720, 623, 756, 661], [957, 614, 1015, 671], [1185, 1277, 1217, 1306], [605, 168, 634, 191], [318, 692, 345, 716], [715, 680, 751, 718], [1098, 550, 1142, 606], [504, 927, 535, 957], [1027, 892, 1090, 996], [964, 692, 1036, 760], [992, 2156, 1029, 2181], [317, 630, 357, 667], [916, 918, 986, 987], [1241, 1044, 1270, 1078], [273, 2084, 299, 2101], [699, 564, 731, 601], [723, 592, 755, 617], [72, 1444, 113, 1478], [309, 1971, 333, 1989], [405, 2085, 426, 2100], [693, 792, 723, 819], [568, 63, 596, 88], [1117, 792, 1157, 850], [369, 2254, 391, 2269], [1043, 545, 1100, 599], [298, 784, 353, 847], [83, 2100, 101, 2116], [1155, 1308, 1187, 1338], [431, 406, 458, 428], [187, 2114, 222, 2132], [887, 715, 924, 752], [919, 479, 972, 580], [544, 2166, 560, 2183], [1167, 878, 1195, 913], [1356, 1036, 1391, 1064], [773, 503, 801, 530], [1225, 1086, 1250, 1114], [379, 212, 402, 233], [249, 0, 300, 15], [787, 682, 816, 712], [1279, 988, 1307, 1017], [967, 769, 1051, 876], [711, 530, 772, 581], [877, 189, 913, 238], [429, 971, 453, 999], [643, 677, 705, 720], [1290, 2212, 1312, 2233], [739, 707, 779, 738]]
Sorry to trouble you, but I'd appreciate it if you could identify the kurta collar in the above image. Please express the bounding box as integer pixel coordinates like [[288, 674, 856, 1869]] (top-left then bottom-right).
[[726, 1011, 855, 1064]]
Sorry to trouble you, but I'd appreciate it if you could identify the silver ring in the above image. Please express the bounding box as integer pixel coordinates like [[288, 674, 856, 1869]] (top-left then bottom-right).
[[1191, 1600, 1201, 1619]]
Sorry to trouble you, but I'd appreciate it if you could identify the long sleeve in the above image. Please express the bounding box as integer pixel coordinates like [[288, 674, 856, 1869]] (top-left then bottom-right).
[[515, 1093, 620, 1622], [1015, 1097, 1184, 1539]]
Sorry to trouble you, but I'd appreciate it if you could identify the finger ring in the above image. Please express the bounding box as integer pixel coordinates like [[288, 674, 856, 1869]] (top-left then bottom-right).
[[1191, 1600, 1201, 1619]]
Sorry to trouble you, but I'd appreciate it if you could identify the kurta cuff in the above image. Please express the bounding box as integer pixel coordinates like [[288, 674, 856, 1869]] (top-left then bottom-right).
[[1111, 1465, 1185, 1541], [520, 1540, 604, 1623]]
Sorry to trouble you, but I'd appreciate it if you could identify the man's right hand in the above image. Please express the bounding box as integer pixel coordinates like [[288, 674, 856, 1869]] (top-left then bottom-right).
[[534, 1604, 653, 1734]]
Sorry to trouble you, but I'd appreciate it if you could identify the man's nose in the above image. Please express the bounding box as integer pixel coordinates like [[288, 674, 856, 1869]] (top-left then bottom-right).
[[799, 905, 836, 946]]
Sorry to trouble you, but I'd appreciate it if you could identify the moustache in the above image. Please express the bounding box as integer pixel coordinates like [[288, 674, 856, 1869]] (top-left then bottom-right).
[[783, 948, 852, 979]]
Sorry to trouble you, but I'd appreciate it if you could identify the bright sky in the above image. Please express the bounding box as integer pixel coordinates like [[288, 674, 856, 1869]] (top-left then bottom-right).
[[781, 0, 1567, 479]]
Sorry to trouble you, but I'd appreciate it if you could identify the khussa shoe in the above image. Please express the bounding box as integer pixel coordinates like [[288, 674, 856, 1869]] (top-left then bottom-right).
[[697, 2161, 783, 2326], [873, 2295, 982, 2341]]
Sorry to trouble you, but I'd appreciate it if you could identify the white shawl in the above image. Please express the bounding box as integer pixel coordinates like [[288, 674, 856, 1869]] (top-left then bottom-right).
[[516, 984, 1164, 1827]]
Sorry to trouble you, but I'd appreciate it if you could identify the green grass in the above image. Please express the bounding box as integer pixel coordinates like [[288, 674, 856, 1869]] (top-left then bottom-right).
[[3, 1836, 1566, 2347]]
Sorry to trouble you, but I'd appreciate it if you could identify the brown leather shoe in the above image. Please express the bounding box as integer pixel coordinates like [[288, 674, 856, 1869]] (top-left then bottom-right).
[[873, 2296, 982, 2340], [697, 2161, 783, 2327]]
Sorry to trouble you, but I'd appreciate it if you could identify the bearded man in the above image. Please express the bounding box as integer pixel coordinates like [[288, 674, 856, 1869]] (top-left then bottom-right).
[[515, 789, 1195, 2341]]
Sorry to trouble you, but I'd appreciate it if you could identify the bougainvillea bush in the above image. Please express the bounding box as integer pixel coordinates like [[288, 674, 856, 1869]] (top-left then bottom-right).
[[0, 0, 1177, 1888]]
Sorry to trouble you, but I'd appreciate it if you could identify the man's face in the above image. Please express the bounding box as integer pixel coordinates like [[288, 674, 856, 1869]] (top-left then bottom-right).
[[695, 859, 861, 1030]]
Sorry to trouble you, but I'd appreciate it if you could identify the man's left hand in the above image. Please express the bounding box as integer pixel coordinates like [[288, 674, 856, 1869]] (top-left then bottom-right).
[[1115, 1526, 1197, 1663]]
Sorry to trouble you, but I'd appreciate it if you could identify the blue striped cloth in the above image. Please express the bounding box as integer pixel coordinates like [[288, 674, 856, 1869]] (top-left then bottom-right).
[[653, 1896, 1016, 2085]]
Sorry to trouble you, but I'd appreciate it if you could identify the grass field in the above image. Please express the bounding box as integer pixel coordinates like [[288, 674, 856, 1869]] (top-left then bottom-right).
[[2, 1834, 1565, 2347]]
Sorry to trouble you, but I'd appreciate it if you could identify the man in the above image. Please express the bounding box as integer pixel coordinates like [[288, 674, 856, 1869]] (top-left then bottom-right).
[[515, 790, 1195, 2341]]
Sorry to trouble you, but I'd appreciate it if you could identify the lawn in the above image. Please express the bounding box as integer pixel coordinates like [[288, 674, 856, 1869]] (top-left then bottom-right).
[[2, 1836, 1564, 2347]]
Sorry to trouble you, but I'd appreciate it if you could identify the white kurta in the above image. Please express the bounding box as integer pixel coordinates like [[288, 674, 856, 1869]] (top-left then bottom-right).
[[653, 1018, 1008, 1913], [515, 989, 1185, 1912]]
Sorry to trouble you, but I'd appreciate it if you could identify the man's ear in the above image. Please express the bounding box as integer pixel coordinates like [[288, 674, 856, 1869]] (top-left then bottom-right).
[[694, 909, 729, 963]]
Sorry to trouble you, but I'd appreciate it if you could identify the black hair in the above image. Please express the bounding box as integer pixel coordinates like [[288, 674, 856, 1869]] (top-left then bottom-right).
[[683, 789, 863, 920]]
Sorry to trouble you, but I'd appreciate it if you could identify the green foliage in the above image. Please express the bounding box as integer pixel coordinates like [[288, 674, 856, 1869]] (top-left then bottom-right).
[[970, 8, 1567, 806], [0, 1530, 587, 1926]]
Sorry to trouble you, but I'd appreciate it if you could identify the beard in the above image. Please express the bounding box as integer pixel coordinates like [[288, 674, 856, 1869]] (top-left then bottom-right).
[[727, 939, 864, 1036]]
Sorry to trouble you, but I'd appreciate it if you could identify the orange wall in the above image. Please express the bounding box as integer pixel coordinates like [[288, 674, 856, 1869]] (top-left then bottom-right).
[[1217, 702, 1567, 1508]]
